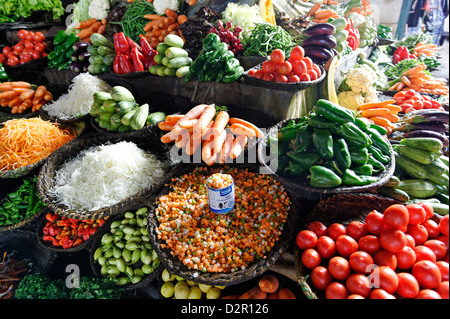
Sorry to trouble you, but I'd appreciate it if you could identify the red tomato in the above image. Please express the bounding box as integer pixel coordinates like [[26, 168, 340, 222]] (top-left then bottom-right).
[[25, 31, 35, 41], [312, 64, 321, 77], [19, 53, 32, 63], [2, 46, 12, 56], [13, 43, 24, 53], [296, 230, 318, 250], [253, 70, 264, 79], [439, 215, 449, 237], [414, 245, 437, 262], [424, 239, 447, 260], [33, 31, 45, 42], [247, 69, 256, 76], [316, 236, 336, 259], [406, 203, 426, 225], [405, 234, 416, 247], [395, 246, 416, 269], [345, 273, 372, 298], [438, 235, 449, 249], [261, 60, 275, 74], [302, 57, 313, 70], [299, 73, 311, 82], [396, 272, 419, 298], [290, 45, 305, 61], [407, 224, 428, 245], [308, 221, 327, 237], [325, 282, 348, 299], [262, 72, 275, 82], [383, 204, 409, 229], [306, 68, 318, 81], [435, 281, 449, 299], [327, 223, 347, 241], [336, 235, 359, 258], [374, 250, 397, 270], [0, 53, 5, 64], [412, 260, 442, 289], [274, 74, 288, 83], [365, 210, 384, 235], [30, 50, 41, 60], [422, 219, 440, 239], [347, 221, 368, 241], [6, 55, 19, 66], [329, 256, 351, 280], [416, 289, 442, 299], [358, 235, 381, 255], [302, 248, 321, 269], [293, 60, 307, 76], [369, 288, 396, 299], [370, 266, 398, 294], [270, 49, 285, 64], [288, 74, 300, 82], [18, 29, 28, 40], [278, 61, 292, 75], [436, 261, 449, 281], [418, 202, 434, 219], [347, 294, 365, 299], [380, 228, 406, 253], [311, 266, 333, 290], [24, 40, 34, 50], [349, 251, 374, 274]]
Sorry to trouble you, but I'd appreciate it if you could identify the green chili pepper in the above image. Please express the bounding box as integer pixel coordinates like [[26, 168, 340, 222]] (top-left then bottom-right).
[[315, 99, 355, 124], [307, 114, 343, 134], [369, 123, 388, 136], [349, 147, 369, 165], [223, 66, 244, 84], [367, 155, 385, 171], [287, 160, 308, 176], [368, 145, 390, 164], [366, 127, 391, 156], [352, 164, 373, 176], [313, 129, 334, 159], [53, 30, 68, 46], [309, 165, 342, 188], [333, 138, 351, 169], [287, 151, 321, 169], [291, 126, 312, 153], [354, 117, 371, 131], [342, 169, 379, 186], [203, 33, 221, 51], [337, 122, 372, 148]]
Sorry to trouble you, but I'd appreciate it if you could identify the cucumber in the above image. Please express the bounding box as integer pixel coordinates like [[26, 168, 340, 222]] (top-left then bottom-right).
[[164, 34, 184, 48], [110, 113, 123, 126], [97, 45, 115, 56], [165, 47, 188, 59], [399, 137, 443, 153], [103, 53, 116, 65], [118, 124, 132, 132], [395, 153, 428, 179], [91, 33, 114, 48], [99, 112, 113, 123], [378, 186, 410, 202], [115, 101, 137, 115], [383, 175, 401, 188], [121, 109, 137, 126], [88, 64, 103, 74], [110, 86, 135, 102], [149, 65, 160, 75], [394, 144, 438, 165], [428, 202, 449, 216], [436, 192, 449, 205], [427, 158, 449, 176], [395, 179, 437, 199], [106, 122, 121, 131], [167, 57, 192, 69], [176, 65, 190, 78], [101, 99, 116, 113], [146, 111, 166, 125], [89, 55, 104, 65], [154, 54, 165, 65], [130, 103, 149, 131], [334, 30, 349, 43], [329, 18, 347, 32], [164, 67, 177, 76], [162, 56, 171, 66], [427, 172, 449, 187], [87, 45, 98, 55], [156, 65, 167, 76], [156, 43, 170, 55]]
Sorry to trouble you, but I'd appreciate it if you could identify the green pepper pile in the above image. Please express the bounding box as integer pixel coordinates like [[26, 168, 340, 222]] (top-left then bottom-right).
[[47, 30, 79, 70], [0, 176, 45, 226], [272, 99, 392, 188], [184, 33, 244, 84], [0, 63, 9, 82], [377, 24, 394, 41]]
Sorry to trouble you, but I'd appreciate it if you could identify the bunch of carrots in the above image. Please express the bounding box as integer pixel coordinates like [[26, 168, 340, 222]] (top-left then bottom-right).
[[74, 18, 107, 43], [307, 3, 340, 23], [158, 104, 264, 166], [412, 42, 439, 57], [357, 99, 401, 134], [221, 274, 296, 299], [393, 89, 444, 113], [0, 81, 52, 114], [388, 63, 449, 96], [345, 0, 373, 16], [142, 8, 188, 49]]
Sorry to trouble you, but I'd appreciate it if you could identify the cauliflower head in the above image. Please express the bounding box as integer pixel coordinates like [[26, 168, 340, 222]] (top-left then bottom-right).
[[345, 64, 378, 95], [88, 0, 110, 20], [337, 91, 365, 110], [153, 0, 180, 16]]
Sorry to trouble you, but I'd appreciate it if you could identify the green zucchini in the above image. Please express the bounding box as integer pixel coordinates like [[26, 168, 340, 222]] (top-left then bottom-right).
[[167, 57, 192, 69], [164, 34, 184, 48], [399, 137, 443, 153], [91, 33, 114, 48], [146, 111, 166, 125], [115, 101, 137, 115], [164, 67, 177, 77], [176, 65, 190, 78], [153, 54, 164, 65], [149, 65, 160, 75], [378, 186, 410, 202], [427, 158, 449, 176], [165, 47, 188, 59], [89, 55, 104, 65], [110, 113, 123, 126], [394, 144, 438, 165], [395, 179, 437, 199], [110, 86, 135, 102], [395, 153, 428, 179], [427, 172, 449, 187], [428, 202, 449, 216], [121, 109, 137, 126], [103, 53, 116, 65], [130, 104, 149, 131], [97, 45, 115, 56]]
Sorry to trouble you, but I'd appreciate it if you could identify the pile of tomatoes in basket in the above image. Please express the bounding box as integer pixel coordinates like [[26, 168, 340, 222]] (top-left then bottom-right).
[[296, 203, 449, 299], [0, 29, 47, 67], [248, 46, 322, 83]]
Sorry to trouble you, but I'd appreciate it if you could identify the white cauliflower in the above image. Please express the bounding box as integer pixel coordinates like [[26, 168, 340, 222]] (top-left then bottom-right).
[[348, 12, 366, 28], [88, 0, 110, 20], [153, 0, 180, 16], [337, 91, 365, 110], [345, 64, 378, 96]]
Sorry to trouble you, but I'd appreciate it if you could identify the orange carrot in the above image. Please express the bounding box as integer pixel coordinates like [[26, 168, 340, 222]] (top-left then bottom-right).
[[177, 14, 188, 24], [43, 91, 53, 101], [158, 121, 175, 131], [97, 25, 106, 35], [164, 16, 176, 25], [360, 108, 391, 118], [370, 116, 392, 128], [7, 96, 22, 107], [175, 130, 190, 148], [230, 123, 256, 138], [193, 105, 216, 138], [77, 29, 93, 40], [144, 14, 162, 20], [278, 288, 296, 299], [186, 133, 201, 156], [212, 110, 229, 136], [20, 89, 34, 100], [166, 104, 208, 142], [239, 286, 267, 299], [308, 3, 321, 16], [258, 275, 279, 293], [165, 114, 185, 124], [213, 129, 227, 154], [219, 133, 234, 164], [34, 85, 46, 98], [315, 9, 335, 19], [165, 8, 178, 18], [188, 0, 198, 5], [202, 137, 217, 166], [88, 21, 102, 33], [377, 113, 400, 122], [75, 18, 97, 29], [228, 118, 264, 138], [230, 135, 247, 159], [167, 23, 180, 32], [0, 90, 20, 100], [402, 63, 426, 76], [10, 81, 31, 89], [358, 100, 396, 110]]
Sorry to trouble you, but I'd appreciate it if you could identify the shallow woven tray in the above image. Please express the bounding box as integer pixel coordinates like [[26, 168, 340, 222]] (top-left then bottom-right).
[[0, 121, 86, 179], [39, 107, 91, 124], [295, 193, 401, 299], [89, 204, 164, 291], [243, 65, 326, 91], [37, 132, 173, 220], [258, 118, 396, 201], [0, 108, 39, 123], [146, 162, 309, 287]]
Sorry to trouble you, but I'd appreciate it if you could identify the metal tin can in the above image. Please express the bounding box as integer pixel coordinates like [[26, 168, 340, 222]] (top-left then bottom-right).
[[206, 173, 235, 214]]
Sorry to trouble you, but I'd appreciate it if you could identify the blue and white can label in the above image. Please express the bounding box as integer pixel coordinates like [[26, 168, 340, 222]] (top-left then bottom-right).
[[206, 177, 235, 214]]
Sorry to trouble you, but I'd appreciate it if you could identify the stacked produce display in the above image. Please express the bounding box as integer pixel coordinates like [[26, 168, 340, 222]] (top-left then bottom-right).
[[0, 0, 448, 303]]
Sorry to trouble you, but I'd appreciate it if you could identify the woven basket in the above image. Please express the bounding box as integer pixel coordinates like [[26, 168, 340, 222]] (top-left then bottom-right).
[[295, 193, 401, 299], [0, 108, 39, 123], [39, 107, 91, 124], [37, 131, 173, 220], [147, 162, 311, 287], [258, 118, 396, 201], [0, 121, 86, 179], [90, 116, 161, 138], [89, 202, 164, 291]]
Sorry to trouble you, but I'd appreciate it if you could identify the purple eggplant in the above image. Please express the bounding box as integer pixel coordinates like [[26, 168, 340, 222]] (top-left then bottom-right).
[[82, 62, 89, 72], [78, 51, 91, 61], [303, 23, 336, 37], [73, 41, 90, 53], [400, 121, 448, 133], [71, 53, 80, 62], [406, 110, 449, 124], [304, 46, 334, 61], [302, 34, 337, 49], [401, 130, 449, 147], [70, 61, 84, 72]]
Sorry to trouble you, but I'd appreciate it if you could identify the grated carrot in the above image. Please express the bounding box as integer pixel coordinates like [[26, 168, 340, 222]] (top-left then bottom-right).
[[0, 118, 77, 171]]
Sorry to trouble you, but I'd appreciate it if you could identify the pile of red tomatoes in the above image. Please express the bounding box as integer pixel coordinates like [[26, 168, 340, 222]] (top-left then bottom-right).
[[296, 203, 449, 299], [248, 46, 322, 83], [0, 29, 47, 67]]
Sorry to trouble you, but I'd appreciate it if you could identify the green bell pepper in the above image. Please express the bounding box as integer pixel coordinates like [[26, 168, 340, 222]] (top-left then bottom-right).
[[349, 147, 369, 165], [307, 114, 343, 134], [291, 126, 312, 153], [352, 164, 373, 176], [54, 30, 68, 46], [202, 33, 221, 51], [287, 151, 321, 169], [333, 138, 351, 169], [368, 145, 390, 164], [315, 99, 355, 124], [210, 42, 228, 61], [287, 160, 308, 176], [342, 169, 378, 186], [313, 129, 334, 160], [223, 66, 244, 84], [366, 127, 391, 156], [309, 165, 342, 188], [337, 122, 372, 148]]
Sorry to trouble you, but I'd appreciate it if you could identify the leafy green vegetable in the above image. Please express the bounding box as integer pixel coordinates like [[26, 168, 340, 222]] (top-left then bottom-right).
[[0, 0, 64, 21], [243, 23, 295, 57], [14, 273, 68, 299], [69, 277, 125, 299], [395, 32, 434, 50], [65, 0, 91, 35]]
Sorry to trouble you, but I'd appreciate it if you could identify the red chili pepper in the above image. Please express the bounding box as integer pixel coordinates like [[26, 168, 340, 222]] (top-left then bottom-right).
[[130, 47, 145, 72], [140, 36, 154, 56], [49, 226, 58, 236], [144, 50, 158, 69], [114, 32, 130, 55], [120, 54, 135, 73], [73, 238, 83, 247], [113, 53, 123, 74], [62, 239, 74, 249], [126, 36, 142, 53], [43, 235, 53, 242]]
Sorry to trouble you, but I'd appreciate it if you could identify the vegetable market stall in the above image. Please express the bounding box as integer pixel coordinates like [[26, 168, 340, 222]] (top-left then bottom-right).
[[0, 0, 449, 303]]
